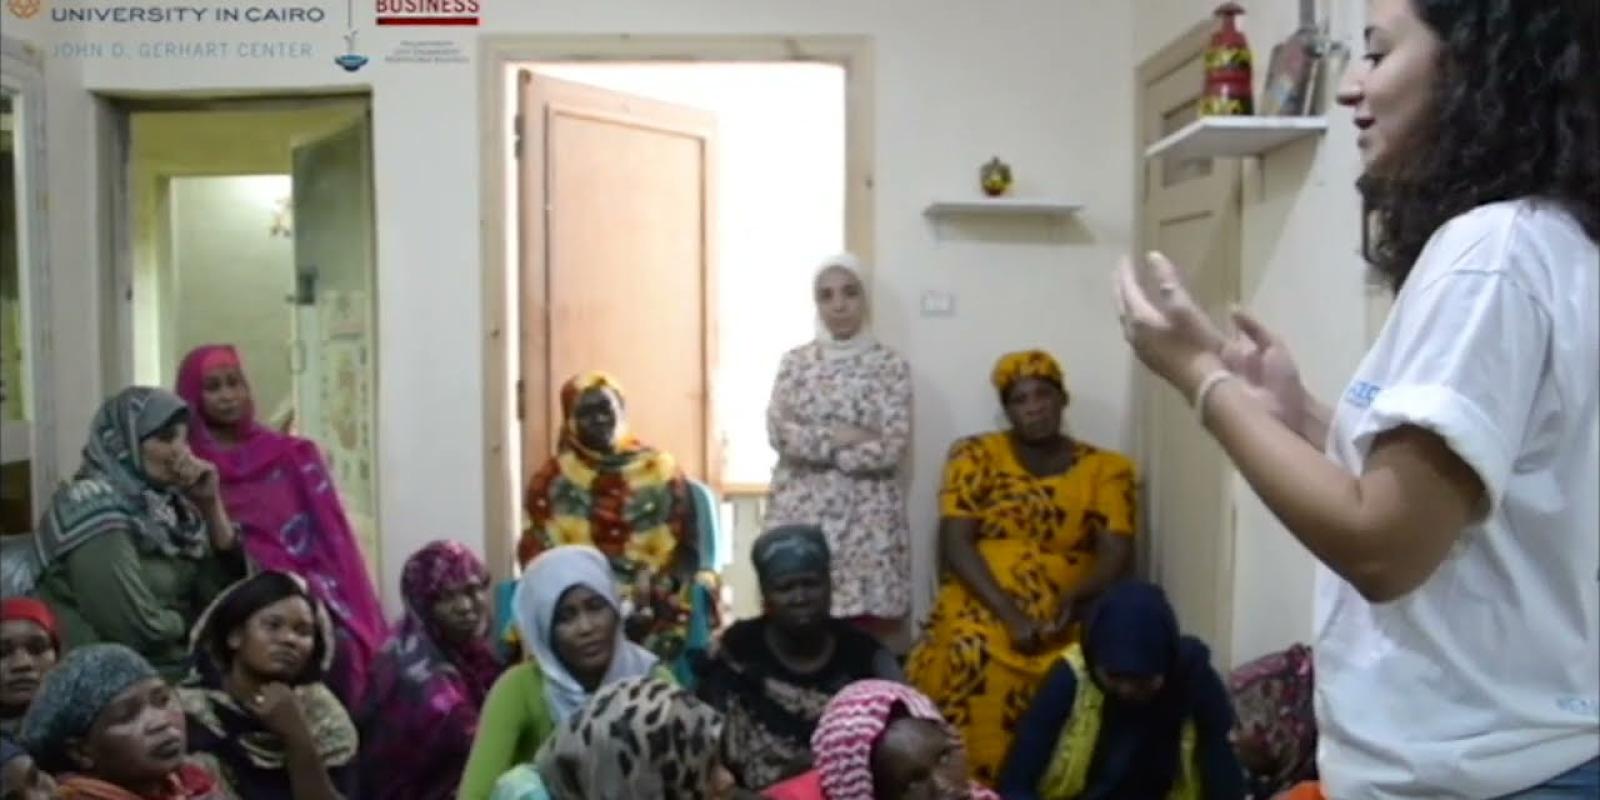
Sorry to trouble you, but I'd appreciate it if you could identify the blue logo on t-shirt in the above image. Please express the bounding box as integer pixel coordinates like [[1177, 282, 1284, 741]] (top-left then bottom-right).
[[1345, 380, 1382, 409], [1557, 696, 1600, 718]]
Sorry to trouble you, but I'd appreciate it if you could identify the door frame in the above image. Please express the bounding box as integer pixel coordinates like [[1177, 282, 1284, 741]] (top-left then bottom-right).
[[91, 91, 382, 567], [478, 35, 876, 576], [1, 36, 60, 517]]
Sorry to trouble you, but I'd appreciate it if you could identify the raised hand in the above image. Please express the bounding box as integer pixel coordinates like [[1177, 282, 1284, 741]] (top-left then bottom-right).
[[1221, 309, 1310, 434], [175, 453, 221, 505], [1113, 251, 1230, 395], [248, 682, 312, 743]]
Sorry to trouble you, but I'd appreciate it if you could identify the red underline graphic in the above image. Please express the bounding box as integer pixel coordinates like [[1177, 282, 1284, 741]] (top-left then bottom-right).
[[376, 15, 479, 25]]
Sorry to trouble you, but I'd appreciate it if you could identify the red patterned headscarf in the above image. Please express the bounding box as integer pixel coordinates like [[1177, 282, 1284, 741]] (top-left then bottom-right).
[[811, 680, 998, 800]]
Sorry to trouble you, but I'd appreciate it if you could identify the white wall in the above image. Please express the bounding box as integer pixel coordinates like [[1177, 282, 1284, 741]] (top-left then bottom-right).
[[16, 1, 1142, 614], [1135, 0, 1372, 665]]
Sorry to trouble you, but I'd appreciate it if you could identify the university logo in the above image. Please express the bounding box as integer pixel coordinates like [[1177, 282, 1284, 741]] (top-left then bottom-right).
[[7, 0, 42, 20], [334, 30, 368, 72]]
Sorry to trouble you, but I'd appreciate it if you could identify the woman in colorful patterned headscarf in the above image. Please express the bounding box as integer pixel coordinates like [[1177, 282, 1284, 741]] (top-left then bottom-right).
[[359, 541, 505, 800], [175, 344, 387, 707], [905, 350, 1137, 785], [29, 387, 246, 681], [764, 679, 997, 800], [517, 372, 706, 666], [490, 676, 737, 800]]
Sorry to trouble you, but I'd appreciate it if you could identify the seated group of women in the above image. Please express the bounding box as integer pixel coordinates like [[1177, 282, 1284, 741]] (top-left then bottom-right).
[[0, 343, 731, 798], [0, 277, 1269, 799], [1, 522, 996, 800], [4, 496, 1250, 800]]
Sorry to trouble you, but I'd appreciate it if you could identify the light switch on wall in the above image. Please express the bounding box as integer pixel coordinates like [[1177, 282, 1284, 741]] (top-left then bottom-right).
[[920, 290, 956, 317]]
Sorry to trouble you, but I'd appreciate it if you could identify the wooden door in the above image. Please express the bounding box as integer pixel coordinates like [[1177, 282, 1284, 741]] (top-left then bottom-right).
[[1137, 25, 1243, 666], [518, 72, 719, 486]]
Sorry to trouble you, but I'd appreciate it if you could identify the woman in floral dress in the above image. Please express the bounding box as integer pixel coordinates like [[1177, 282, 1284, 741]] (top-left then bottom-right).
[[765, 252, 912, 638]]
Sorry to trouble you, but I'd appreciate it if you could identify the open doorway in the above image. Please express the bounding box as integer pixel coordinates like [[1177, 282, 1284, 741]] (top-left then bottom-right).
[[114, 97, 382, 581], [488, 43, 871, 614]]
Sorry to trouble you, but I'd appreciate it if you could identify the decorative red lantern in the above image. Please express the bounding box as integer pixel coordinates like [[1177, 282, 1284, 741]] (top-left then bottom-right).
[[1202, 2, 1254, 116]]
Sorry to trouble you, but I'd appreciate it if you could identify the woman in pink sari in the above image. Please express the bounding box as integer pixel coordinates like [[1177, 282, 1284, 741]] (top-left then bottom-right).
[[174, 344, 386, 706]]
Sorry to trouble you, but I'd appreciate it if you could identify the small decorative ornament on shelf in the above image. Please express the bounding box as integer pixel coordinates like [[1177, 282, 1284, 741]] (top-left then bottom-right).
[[980, 156, 1014, 197], [1202, 2, 1254, 116]]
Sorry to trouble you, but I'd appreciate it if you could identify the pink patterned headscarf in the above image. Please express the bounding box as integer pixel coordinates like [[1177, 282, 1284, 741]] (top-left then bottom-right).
[[358, 540, 505, 800], [811, 680, 998, 800], [175, 344, 387, 706]]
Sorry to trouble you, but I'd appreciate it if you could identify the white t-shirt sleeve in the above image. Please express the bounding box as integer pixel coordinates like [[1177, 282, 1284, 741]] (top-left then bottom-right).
[[1349, 262, 1550, 512]]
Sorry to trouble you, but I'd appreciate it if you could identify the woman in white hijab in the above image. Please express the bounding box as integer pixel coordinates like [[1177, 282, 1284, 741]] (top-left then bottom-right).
[[764, 252, 913, 642], [457, 545, 665, 800]]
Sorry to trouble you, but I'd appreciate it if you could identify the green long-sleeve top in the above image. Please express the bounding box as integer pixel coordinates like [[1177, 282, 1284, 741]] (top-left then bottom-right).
[[458, 660, 676, 800], [33, 527, 246, 681]]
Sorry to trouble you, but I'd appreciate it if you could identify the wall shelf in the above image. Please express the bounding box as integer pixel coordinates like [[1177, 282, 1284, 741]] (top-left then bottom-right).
[[923, 198, 1084, 218], [1144, 116, 1327, 161]]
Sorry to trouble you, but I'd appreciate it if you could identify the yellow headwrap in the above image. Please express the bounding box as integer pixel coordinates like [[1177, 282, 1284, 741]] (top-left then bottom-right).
[[991, 349, 1068, 400]]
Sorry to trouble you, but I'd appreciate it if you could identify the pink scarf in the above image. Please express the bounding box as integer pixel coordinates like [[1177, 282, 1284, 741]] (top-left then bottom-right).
[[175, 345, 387, 704], [810, 680, 999, 800]]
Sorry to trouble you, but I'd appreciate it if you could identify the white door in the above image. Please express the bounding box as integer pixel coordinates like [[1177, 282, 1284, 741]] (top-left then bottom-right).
[[289, 114, 381, 580], [1138, 23, 1244, 666]]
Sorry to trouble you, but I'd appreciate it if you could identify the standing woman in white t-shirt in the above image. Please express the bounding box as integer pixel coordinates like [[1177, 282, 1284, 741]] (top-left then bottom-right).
[[1113, 0, 1599, 797]]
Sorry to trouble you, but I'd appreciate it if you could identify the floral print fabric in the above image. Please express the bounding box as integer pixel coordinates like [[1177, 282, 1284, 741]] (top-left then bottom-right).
[[764, 342, 912, 620]]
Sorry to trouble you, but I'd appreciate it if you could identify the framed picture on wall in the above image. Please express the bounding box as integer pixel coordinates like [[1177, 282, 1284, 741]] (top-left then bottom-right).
[[1260, 28, 1321, 116]]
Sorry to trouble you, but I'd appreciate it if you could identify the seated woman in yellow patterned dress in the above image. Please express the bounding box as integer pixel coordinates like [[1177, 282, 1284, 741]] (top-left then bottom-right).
[[906, 349, 1137, 785]]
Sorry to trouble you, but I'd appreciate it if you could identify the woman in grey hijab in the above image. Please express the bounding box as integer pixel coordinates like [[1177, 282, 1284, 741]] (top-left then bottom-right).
[[28, 388, 246, 680], [20, 643, 222, 798]]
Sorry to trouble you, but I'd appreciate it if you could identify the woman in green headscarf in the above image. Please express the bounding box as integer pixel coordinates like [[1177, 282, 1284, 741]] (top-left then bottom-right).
[[29, 387, 247, 679]]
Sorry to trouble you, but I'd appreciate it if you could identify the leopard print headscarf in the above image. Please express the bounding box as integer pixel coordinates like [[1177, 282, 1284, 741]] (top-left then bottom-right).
[[535, 677, 725, 800]]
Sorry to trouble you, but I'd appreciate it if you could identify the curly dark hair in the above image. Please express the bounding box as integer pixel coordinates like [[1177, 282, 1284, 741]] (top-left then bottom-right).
[[1361, 0, 1599, 291]]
